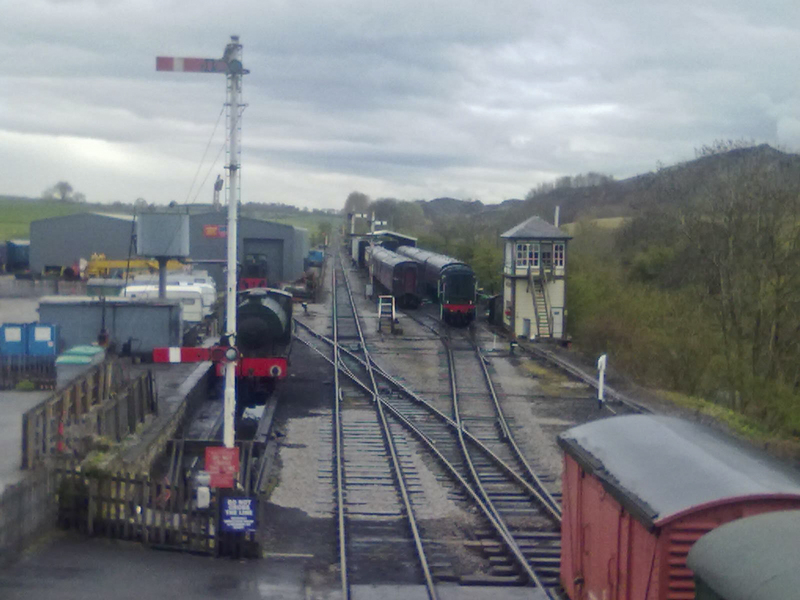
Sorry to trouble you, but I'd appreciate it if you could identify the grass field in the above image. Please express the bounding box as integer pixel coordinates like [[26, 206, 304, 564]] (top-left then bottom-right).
[[0, 196, 341, 241], [562, 216, 628, 235], [0, 197, 105, 240], [242, 208, 342, 232]]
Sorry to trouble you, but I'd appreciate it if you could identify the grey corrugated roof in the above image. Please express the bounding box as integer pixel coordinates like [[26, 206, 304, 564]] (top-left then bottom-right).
[[687, 510, 800, 600], [558, 415, 800, 528], [501, 216, 571, 240]]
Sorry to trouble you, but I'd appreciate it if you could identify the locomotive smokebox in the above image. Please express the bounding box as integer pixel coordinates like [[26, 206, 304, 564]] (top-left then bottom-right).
[[236, 291, 291, 355]]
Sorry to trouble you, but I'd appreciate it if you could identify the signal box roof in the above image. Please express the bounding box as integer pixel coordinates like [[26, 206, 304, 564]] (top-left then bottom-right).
[[558, 415, 800, 529], [501, 216, 571, 240], [687, 510, 800, 600]]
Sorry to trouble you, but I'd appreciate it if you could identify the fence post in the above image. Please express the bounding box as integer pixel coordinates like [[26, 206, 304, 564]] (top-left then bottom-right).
[[21, 411, 31, 469], [87, 478, 95, 536]]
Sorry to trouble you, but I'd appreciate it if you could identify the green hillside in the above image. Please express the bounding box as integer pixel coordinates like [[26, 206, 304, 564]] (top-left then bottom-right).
[[0, 196, 341, 242], [0, 197, 102, 240]]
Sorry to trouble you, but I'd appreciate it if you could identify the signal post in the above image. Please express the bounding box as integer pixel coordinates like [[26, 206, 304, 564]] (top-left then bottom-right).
[[156, 36, 248, 449]]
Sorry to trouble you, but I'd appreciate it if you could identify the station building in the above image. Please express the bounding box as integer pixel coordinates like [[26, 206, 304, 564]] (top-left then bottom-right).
[[29, 211, 308, 286], [500, 216, 571, 340]]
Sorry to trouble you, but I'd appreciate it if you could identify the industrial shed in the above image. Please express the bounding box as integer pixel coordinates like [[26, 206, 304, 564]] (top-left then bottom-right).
[[29, 211, 309, 287], [189, 213, 308, 287], [30, 212, 134, 274]]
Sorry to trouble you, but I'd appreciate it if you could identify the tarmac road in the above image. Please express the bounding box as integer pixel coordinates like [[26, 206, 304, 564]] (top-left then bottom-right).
[[0, 533, 340, 600]]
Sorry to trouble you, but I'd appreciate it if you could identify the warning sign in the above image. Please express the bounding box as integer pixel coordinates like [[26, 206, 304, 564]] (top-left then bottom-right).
[[203, 225, 228, 238], [221, 497, 257, 533], [205, 446, 239, 488]]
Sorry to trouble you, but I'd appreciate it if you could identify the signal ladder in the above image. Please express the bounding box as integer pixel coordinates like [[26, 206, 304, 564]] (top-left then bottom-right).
[[377, 295, 396, 334]]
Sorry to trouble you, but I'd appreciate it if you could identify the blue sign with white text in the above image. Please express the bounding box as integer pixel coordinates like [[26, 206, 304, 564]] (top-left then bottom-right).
[[221, 497, 257, 533]]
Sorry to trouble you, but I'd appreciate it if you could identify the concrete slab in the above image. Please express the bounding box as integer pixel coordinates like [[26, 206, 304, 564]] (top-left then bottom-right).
[[0, 390, 51, 492]]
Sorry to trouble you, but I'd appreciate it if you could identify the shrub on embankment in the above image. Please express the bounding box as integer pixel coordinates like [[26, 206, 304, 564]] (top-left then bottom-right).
[[566, 147, 800, 443]]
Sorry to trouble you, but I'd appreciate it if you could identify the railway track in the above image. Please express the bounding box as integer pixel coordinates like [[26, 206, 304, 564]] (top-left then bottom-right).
[[395, 311, 565, 589], [296, 252, 569, 597], [331, 257, 437, 598]]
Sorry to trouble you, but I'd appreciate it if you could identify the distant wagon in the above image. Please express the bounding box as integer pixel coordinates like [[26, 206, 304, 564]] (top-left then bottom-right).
[[369, 246, 420, 309], [558, 415, 800, 600]]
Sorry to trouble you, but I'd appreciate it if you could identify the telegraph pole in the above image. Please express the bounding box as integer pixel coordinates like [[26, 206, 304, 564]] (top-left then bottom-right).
[[157, 36, 248, 448]]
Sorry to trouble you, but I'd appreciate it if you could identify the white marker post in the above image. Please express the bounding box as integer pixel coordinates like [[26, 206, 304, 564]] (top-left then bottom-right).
[[597, 353, 607, 409]]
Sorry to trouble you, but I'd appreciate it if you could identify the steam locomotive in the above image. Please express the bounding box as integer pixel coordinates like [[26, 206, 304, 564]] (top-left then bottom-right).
[[232, 287, 293, 408], [395, 245, 476, 326], [153, 256, 292, 410]]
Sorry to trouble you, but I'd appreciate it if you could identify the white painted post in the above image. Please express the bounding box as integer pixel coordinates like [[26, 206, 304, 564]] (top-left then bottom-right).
[[597, 353, 607, 408], [223, 36, 244, 449]]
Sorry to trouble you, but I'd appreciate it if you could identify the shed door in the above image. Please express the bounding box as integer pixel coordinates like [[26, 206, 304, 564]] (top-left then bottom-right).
[[243, 238, 284, 283]]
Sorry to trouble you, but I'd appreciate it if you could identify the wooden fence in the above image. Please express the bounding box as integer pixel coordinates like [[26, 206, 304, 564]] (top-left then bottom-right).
[[56, 468, 259, 557], [0, 355, 56, 390], [21, 363, 157, 469]]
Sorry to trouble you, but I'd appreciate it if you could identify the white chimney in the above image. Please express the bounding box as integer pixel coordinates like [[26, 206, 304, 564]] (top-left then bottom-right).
[[554, 206, 560, 227]]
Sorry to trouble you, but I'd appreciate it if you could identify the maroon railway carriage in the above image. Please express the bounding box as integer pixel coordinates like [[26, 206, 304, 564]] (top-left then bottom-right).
[[369, 246, 421, 309], [557, 415, 800, 600]]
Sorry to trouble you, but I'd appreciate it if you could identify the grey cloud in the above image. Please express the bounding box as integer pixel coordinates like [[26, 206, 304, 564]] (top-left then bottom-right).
[[1, 0, 799, 207]]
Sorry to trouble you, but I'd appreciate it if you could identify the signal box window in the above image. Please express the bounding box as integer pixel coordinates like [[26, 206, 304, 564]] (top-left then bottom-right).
[[554, 243, 565, 267], [516, 243, 539, 268]]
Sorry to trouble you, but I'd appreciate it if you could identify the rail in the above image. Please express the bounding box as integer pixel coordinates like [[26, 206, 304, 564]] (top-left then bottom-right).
[[299, 314, 560, 590], [295, 318, 557, 509], [446, 342, 555, 592], [333, 255, 437, 599]]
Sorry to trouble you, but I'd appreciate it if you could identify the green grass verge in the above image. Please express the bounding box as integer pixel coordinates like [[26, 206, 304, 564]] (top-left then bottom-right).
[[659, 390, 800, 463], [659, 390, 772, 440]]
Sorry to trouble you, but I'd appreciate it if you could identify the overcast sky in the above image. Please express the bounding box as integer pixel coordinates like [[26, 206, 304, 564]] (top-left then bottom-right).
[[2, 0, 799, 210]]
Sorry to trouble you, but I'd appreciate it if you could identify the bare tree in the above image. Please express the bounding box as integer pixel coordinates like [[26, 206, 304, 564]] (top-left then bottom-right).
[[678, 150, 800, 408]]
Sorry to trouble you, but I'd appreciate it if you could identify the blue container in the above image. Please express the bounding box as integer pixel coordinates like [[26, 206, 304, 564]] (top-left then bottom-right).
[[26, 323, 59, 356], [0, 323, 28, 356]]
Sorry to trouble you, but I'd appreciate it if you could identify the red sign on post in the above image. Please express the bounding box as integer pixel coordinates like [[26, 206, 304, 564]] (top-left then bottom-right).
[[205, 446, 239, 488], [203, 224, 228, 238]]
